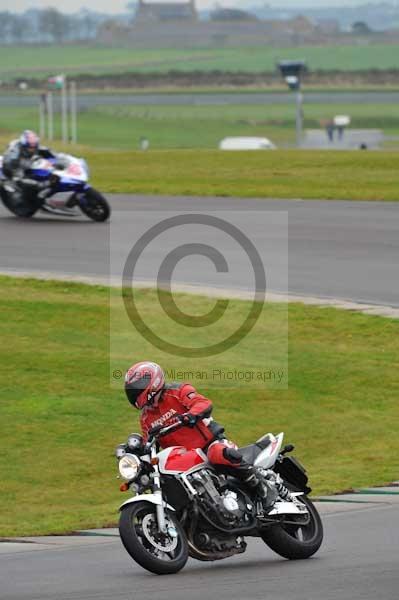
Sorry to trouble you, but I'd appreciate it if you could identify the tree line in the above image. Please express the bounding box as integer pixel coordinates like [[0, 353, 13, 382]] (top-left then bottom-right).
[[0, 9, 116, 44]]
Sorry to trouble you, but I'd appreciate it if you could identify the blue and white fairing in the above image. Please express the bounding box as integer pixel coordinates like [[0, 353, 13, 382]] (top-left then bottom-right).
[[0, 153, 90, 192], [26, 154, 91, 192]]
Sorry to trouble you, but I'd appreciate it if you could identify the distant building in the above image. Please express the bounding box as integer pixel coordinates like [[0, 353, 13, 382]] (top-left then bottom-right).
[[210, 8, 258, 22], [98, 4, 322, 49], [271, 15, 315, 36], [316, 19, 340, 35], [134, 0, 198, 24]]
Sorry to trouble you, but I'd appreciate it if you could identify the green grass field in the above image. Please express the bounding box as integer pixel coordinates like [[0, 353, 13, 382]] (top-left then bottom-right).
[[1, 276, 399, 536], [3, 44, 399, 81], [1, 119, 398, 200], [70, 149, 399, 201], [1, 99, 399, 202], [1, 102, 399, 151]]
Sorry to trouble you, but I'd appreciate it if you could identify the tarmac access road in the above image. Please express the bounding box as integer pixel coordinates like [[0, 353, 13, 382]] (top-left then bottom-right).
[[4, 91, 399, 108], [1, 195, 398, 307], [1, 495, 398, 600]]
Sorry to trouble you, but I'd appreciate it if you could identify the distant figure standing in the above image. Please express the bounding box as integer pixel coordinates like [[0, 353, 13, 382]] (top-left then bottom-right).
[[334, 115, 351, 143], [325, 119, 335, 143], [336, 124, 344, 141]]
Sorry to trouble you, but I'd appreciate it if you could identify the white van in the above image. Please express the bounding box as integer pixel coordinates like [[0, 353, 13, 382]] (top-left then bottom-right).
[[219, 137, 276, 151]]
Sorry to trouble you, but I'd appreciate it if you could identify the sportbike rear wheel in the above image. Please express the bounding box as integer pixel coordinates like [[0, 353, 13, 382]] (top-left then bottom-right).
[[119, 502, 188, 575], [261, 495, 323, 560], [0, 187, 37, 218]]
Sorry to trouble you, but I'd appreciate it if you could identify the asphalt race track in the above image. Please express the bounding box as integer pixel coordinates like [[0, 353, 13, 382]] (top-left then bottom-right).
[[1, 501, 398, 600], [5, 91, 399, 108], [0, 195, 398, 306]]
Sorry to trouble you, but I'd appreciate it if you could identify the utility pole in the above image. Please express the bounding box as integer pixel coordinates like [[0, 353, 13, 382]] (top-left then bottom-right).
[[61, 75, 68, 144], [47, 92, 54, 142], [39, 94, 46, 139], [295, 88, 304, 148], [277, 60, 307, 148], [70, 81, 77, 144]]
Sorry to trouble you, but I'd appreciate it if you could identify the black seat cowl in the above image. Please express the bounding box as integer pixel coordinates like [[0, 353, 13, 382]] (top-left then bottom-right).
[[238, 434, 272, 465]]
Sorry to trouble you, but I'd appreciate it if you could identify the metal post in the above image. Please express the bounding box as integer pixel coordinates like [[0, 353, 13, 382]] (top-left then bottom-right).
[[47, 92, 54, 142], [277, 61, 306, 148], [61, 75, 68, 144], [39, 94, 46, 139], [295, 88, 303, 148], [70, 81, 77, 144]]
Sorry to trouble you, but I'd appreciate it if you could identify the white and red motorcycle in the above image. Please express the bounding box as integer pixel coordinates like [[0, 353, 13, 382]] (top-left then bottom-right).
[[115, 419, 323, 575]]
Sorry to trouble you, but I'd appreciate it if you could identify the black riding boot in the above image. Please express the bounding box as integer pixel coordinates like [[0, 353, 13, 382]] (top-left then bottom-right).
[[242, 467, 278, 511], [225, 460, 278, 511], [220, 446, 278, 511]]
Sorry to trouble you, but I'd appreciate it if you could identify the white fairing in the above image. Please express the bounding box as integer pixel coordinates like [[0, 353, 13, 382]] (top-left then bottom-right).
[[31, 157, 53, 171], [119, 493, 175, 511], [53, 155, 89, 183], [254, 433, 284, 469], [31, 155, 89, 183]]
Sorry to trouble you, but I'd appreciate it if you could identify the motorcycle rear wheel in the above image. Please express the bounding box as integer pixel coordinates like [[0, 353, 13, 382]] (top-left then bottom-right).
[[261, 495, 323, 560], [119, 502, 188, 575], [0, 188, 37, 218], [78, 188, 110, 222]]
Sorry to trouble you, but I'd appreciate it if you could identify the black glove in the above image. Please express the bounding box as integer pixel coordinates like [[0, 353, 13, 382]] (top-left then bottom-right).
[[179, 413, 198, 428]]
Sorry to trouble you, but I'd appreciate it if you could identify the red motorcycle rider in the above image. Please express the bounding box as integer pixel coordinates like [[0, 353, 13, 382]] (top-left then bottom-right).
[[124, 361, 277, 509]]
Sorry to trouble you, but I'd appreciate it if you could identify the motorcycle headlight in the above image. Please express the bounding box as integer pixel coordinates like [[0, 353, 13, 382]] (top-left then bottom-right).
[[118, 453, 141, 481]]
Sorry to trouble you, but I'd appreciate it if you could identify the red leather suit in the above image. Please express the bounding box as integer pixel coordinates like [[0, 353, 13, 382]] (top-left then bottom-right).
[[140, 383, 240, 469]]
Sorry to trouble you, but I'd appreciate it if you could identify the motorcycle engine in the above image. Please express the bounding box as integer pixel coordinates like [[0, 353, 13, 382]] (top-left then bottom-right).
[[187, 469, 255, 529], [221, 490, 243, 516]]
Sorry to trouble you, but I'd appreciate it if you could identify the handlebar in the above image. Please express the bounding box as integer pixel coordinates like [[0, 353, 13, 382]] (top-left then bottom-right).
[[148, 417, 184, 441]]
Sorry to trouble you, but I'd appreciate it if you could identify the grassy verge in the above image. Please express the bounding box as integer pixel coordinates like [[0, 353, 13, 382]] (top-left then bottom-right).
[[2, 103, 399, 151], [4, 44, 399, 81], [1, 275, 399, 536], [0, 121, 398, 200], [84, 150, 399, 201]]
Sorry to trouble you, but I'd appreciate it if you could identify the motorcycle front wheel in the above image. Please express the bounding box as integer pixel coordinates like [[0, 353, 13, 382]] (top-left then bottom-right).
[[119, 502, 188, 575], [78, 188, 110, 222], [261, 495, 323, 560]]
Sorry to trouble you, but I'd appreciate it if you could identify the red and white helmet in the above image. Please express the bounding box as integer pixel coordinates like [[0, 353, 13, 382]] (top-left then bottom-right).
[[124, 361, 165, 409]]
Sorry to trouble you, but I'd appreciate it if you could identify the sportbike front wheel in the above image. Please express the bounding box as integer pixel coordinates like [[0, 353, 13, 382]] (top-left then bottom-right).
[[78, 188, 110, 222], [119, 502, 188, 575]]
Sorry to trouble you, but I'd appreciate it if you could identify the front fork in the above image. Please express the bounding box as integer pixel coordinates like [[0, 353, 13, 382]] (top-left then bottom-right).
[[151, 446, 168, 533]]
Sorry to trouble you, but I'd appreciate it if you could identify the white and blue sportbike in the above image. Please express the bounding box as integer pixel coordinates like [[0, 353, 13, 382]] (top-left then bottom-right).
[[0, 153, 110, 221]]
